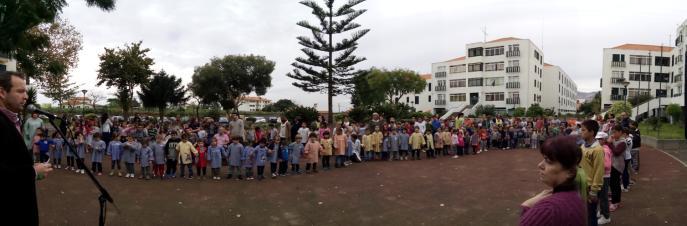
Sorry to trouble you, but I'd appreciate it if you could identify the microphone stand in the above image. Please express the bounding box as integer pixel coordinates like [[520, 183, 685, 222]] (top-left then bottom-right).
[[46, 115, 115, 226]]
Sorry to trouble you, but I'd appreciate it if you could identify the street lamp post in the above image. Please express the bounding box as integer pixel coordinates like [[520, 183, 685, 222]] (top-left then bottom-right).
[[622, 80, 630, 109], [81, 89, 87, 117]]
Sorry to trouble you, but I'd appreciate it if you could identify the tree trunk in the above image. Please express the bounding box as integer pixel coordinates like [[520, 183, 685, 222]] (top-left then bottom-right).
[[159, 107, 164, 122], [327, 4, 334, 128]]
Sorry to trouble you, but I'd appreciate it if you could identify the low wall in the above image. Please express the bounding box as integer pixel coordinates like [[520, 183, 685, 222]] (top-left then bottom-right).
[[641, 135, 687, 151]]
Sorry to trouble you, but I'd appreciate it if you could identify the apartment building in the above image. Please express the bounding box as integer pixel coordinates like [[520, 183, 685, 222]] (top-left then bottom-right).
[[543, 63, 578, 114], [0, 52, 17, 72], [430, 37, 571, 117]]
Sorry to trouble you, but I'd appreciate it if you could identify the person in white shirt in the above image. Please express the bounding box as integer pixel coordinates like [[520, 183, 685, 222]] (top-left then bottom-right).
[[297, 122, 310, 145]]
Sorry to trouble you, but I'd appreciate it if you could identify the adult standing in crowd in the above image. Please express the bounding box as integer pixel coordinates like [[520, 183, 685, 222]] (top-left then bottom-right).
[[229, 113, 245, 142], [101, 113, 113, 148], [0, 72, 53, 225], [280, 116, 292, 142], [368, 112, 384, 132], [23, 112, 43, 151], [520, 136, 585, 226]]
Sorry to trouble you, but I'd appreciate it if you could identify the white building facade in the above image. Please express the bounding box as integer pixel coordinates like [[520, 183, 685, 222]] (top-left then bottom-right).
[[430, 37, 570, 117], [543, 64, 578, 114], [238, 96, 272, 112], [0, 52, 17, 72], [399, 74, 433, 113]]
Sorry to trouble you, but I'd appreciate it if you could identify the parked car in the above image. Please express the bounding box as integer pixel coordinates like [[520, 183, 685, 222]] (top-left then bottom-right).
[[254, 117, 267, 123]]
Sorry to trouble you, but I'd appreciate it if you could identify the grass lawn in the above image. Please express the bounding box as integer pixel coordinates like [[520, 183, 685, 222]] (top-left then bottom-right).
[[639, 121, 686, 140]]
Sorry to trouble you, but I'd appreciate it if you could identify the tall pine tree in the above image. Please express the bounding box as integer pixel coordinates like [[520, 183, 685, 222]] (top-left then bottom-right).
[[287, 0, 370, 126]]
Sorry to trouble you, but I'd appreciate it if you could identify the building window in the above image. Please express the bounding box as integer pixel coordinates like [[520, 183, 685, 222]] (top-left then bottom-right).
[[415, 96, 419, 105], [468, 63, 483, 72], [437, 66, 446, 71], [508, 60, 519, 67], [612, 54, 625, 62], [655, 56, 670, 66], [654, 73, 670, 82], [406, 96, 409, 103], [449, 64, 466, 73], [534, 50, 540, 61], [484, 46, 504, 56], [428, 82, 432, 91], [628, 88, 650, 98], [468, 78, 483, 87], [468, 47, 483, 57], [485, 92, 505, 101], [508, 44, 520, 52], [450, 93, 466, 102], [484, 77, 504, 86], [485, 62, 504, 71], [612, 71, 624, 79], [448, 79, 466, 88], [428, 95, 432, 102], [629, 72, 651, 81], [656, 89, 667, 97], [629, 55, 651, 65]]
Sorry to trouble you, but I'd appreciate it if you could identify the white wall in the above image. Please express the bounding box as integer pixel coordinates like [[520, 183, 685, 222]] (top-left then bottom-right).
[[543, 65, 578, 114]]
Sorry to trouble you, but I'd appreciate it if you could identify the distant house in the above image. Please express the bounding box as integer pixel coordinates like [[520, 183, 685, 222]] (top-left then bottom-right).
[[66, 96, 92, 109], [238, 96, 271, 112]]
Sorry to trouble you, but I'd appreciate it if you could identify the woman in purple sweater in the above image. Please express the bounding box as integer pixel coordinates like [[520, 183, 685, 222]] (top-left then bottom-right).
[[520, 136, 586, 226]]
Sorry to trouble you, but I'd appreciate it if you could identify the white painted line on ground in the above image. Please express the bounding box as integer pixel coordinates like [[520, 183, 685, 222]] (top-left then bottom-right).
[[653, 148, 687, 168]]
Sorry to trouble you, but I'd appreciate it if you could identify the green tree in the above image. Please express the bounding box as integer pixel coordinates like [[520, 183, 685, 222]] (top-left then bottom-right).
[[262, 99, 298, 112], [15, 18, 83, 86], [190, 55, 275, 114], [474, 104, 496, 116], [666, 103, 682, 124], [607, 101, 632, 117], [137, 70, 188, 121], [350, 69, 384, 107], [629, 94, 653, 106], [41, 73, 78, 108], [367, 68, 426, 104], [284, 106, 320, 125], [513, 107, 526, 117], [287, 0, 370, 127], [96, 41, 155, 118], [0, 0, 114, 56], [526, 104, 545, 117]]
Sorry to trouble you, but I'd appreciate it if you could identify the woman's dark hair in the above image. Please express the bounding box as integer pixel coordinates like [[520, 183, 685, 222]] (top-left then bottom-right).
[[540, 136, 582, 193]]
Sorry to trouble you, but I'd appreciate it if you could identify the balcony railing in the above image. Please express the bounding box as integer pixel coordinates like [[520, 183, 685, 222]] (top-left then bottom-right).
[[675, 75, 683, 83], [506, 97, 520, 105], [610, 95, 625, 101], [435, 99, 446, 105], [611, 61, 626, 67], [435, 85, 446, 91], [506, 50, 520, 57], [611, 77, 626, 84], [506, 66, 520, 73], [434, 72, 446, 78], [506, 81, 520, 89]]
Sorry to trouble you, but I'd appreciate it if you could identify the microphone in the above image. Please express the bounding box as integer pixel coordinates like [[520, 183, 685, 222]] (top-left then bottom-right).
[[26, 104, 58, 120]]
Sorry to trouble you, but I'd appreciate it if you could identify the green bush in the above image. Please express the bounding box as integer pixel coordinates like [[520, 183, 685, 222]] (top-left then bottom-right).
[[369, 103, 415, 120], [474, 104, 495, 116], [526, 104, 544, 117], [646, 116, 662, 131], [285, 106, 319, 124], [666, 103, 682, 123], [513, 107, 526, 117], [347, 106, 371, 123], [608, 101, 633, 117]]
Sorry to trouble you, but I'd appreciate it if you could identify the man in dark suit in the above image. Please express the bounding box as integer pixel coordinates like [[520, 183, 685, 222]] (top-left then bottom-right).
[[0, 71, 53, 225]]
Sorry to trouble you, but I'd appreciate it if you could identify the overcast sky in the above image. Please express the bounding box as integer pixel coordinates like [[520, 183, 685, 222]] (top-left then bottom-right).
[[41, 0, 687, 111]]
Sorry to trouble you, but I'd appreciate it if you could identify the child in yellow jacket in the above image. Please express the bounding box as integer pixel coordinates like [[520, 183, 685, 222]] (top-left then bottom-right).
[[409, 127, 425, 160]]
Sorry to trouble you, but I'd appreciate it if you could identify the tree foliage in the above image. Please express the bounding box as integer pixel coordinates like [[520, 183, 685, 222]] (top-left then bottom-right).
[[666, 103, 682, 124], [15, 18, 82, 86], [629, 94, 653, 107], [608, 101, 633, 117], [262, 99, 298, 112], [474, 104, 496, 116], [41, 73, 78, 108], [526, 104, 545, 117], [0, 0, 114, 55], [287, 0, 370, 126], [96, 41, 155, 117], [284, 106, 319, 125], [350, 69, 384, 107], [137, 70, 188, 121], [190, 55, 274, 114], [513, 107, 526, 117], [367, 68, 426, 104]]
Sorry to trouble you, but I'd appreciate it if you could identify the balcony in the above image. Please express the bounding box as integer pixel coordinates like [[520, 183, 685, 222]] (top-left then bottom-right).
[[506, 50, 520, 57], [506, 81, 520, 89], [435, 99, 446, 105], [434, 71, 446, 78], [506, 66, 520, 73], [610, 95, 625, 101], [611, 61, 626, 67], [675, 75, 682, 83], [611, 77, 626, 84], [506, 97, 520, 105], [435, 85, 446, 91]]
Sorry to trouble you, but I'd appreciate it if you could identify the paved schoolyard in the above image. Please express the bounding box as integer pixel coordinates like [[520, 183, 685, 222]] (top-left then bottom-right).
[[36, 146, 687, 225]]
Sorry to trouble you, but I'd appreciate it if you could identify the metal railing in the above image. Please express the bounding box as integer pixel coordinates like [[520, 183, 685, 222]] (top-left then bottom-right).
[[435, 99, 446, 105], [674, 75, 682, 83], [506, 97, 520, 105], [506, 66, 520, 73], [434, 72, 446, 78], [611, 95, 625, 101], [506, 81, 520, 89], [435, 86, 446, 91], [611, 61, 626, 67], [506, 50, 520, 57], [611, 77, 626, 84]]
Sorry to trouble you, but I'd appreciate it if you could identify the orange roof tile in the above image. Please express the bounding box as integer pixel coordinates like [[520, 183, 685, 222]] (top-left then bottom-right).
[[444, 56, 465, 62], [544, 63, 555, 67], [240, 96, 271, 103], [487, 37, 522, 43], [612, 44, 674, 52], [419, 74, 432, 80]]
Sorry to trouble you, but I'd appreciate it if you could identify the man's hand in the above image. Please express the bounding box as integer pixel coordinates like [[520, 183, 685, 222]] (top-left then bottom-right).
[[34, 162, 53, 178]]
